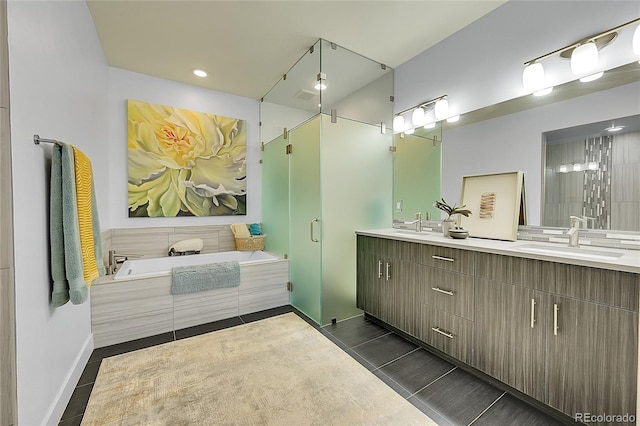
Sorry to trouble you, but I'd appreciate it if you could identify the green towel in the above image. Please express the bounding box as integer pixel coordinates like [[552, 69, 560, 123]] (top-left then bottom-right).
[[50, 144, 88, 306], [171, 261, 240, 295]]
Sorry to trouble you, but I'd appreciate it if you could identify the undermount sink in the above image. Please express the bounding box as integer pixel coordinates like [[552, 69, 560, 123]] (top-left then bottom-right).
[[514, 244, 625, 260]]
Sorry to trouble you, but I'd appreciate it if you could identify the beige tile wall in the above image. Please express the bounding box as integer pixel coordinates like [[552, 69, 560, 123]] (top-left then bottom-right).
[[106, 225, 237, 264]]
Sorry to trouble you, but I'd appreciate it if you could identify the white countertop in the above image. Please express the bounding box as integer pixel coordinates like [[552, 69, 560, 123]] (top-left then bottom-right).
[[356, 228, 640, 274]]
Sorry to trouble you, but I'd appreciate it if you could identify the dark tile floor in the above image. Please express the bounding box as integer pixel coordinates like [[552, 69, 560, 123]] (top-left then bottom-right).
[[59, 306, 566, 425]]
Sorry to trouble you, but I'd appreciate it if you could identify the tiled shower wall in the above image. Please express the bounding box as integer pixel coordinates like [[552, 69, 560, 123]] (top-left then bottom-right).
[[611, 131, 640, 231], [544, 131, 639, 231], [101, 225, 237, 271]]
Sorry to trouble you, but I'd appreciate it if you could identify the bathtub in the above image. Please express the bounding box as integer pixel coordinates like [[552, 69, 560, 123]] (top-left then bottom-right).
[[114, 250, 279, 280], [93, 250, 289, 348]]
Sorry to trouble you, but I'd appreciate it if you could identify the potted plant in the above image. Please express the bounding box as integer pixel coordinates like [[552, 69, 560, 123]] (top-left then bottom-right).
[[434, 198, 472, 237]]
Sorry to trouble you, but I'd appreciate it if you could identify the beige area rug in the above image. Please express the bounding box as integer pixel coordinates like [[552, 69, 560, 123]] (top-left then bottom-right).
[[82, 313, 435, 425]]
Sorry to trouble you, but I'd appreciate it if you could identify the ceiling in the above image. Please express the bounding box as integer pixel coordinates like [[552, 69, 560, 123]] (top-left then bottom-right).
[[87, 0, 506, 100]]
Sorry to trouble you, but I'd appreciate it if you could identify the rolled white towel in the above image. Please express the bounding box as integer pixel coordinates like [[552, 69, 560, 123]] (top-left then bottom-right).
[[169, 238, 204, 255]]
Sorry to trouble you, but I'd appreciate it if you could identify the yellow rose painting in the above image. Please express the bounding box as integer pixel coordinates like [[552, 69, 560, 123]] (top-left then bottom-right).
[[127, 99, 246, 217]]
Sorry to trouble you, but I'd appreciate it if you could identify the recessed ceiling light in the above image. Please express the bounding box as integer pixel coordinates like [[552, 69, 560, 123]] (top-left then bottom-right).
[[604, 125, 625, 132], [193, 69, 207, 78]]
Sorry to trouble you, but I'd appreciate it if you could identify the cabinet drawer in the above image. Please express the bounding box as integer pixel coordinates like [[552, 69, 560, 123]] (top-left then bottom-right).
[[476, 252, 555, 293], [418, 266, 474, 320], [419, 244, 474, 275], [419, 303, 474, 364]]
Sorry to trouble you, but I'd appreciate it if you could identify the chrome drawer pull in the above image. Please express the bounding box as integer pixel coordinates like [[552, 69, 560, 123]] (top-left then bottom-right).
[[377, 260, 383, 279], [431, 327, 454, 339], [432, 255, 454, 262], [530, 298, 536, 329], [431, 287, 454, 296], [553, 303, 559, 336]]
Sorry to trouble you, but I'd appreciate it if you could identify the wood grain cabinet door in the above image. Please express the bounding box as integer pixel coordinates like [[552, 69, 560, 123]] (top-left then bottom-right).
[[474, 278, 546, 401], [545, 294, 638, 420]]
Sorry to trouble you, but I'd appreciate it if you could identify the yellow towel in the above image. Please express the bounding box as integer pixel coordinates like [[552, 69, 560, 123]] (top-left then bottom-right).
[[72, 146, 99, 286], [231, 223, 251, 238]]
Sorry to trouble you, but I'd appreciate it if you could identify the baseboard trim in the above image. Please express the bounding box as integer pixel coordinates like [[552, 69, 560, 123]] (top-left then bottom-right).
[[42, 333, 94, 426]]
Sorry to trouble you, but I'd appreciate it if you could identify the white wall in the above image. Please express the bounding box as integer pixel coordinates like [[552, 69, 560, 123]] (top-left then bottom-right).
[[441, 82, 640, 225], [108, 68, 260, 229], [7, 1, 108, 424], [394, 1, 639, 117]]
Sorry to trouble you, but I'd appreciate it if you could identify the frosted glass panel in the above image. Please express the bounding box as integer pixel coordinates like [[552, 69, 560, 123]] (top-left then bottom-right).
[[261, 136, 289, 257], [260, 40, 321, 144], [289, 117, 322, 324], [320, 39, 393, 127], [320, 114, 392, 325], [393, 131, 442, 221]]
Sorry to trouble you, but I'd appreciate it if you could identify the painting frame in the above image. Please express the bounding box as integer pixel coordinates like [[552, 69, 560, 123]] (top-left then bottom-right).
[[459, 171, 525, 241], [127, 99, 247, 218]]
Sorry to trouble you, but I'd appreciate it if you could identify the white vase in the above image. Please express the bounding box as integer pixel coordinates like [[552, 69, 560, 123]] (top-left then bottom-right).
[[442, 219, 455, 237]]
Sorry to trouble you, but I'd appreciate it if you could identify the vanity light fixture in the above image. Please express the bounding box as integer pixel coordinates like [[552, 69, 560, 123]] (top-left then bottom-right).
[[633, 23, 640, 58], [405, 127, 415, 135], [571, 42, 598, 75], [446, 115, 460, 123], [393, 115, 405, 132], [392, 94, 448, 134], [412, 107, 426, 127], [424, 122, 436, 129], [193, 69, 208, 77], [522, 62, 545, 92], [522, 17, 640, 91]]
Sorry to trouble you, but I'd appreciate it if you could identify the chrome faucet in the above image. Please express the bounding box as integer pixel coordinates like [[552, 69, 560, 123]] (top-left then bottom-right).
[[566, 216, 587, 247], [415, 212, 422, 232], [107, 250, 142, 275]]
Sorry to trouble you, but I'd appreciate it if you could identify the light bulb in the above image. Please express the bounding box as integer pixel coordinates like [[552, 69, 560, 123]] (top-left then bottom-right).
[[633, 23, 640, 55], [579, 72, 604, 83], [412, 108, 425, 127], [446, 115, 460, 123], [314, 82, 327, 90], [405, 127, 415, 135], [605, 125, 625, 132], [393, 116, 405, 132], [522, 62, 545, 92], [434, 99, 449, 120], [193, 69, 207, 77], [571, 42, 598, 75], [423, 122, 436, 129]]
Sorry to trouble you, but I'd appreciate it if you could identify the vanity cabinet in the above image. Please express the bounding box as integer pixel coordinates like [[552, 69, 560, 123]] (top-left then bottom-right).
[[357, 234, 639, 424], [475, 252, 638, 421]]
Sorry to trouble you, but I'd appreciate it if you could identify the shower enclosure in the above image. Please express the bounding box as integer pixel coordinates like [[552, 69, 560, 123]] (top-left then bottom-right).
[[261, 39, 393, 325]]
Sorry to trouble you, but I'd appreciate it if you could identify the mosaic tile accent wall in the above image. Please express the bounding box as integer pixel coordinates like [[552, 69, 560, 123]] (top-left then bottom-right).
[[583, 136, 611, 229]]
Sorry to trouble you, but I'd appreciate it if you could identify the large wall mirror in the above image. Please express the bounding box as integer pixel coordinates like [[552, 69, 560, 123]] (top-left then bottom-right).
[[392, 123, 442, 222], [542, 114, 640, 231]]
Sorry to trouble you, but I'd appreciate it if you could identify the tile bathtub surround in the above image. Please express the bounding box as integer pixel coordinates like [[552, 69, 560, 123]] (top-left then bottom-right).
[[60, 308, 567, 426], [103, 224, 237, 263]]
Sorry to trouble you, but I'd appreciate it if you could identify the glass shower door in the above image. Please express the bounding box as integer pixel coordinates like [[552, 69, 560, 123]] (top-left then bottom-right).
[[288, 117, 322, 324], [261, 135, 290, 257]]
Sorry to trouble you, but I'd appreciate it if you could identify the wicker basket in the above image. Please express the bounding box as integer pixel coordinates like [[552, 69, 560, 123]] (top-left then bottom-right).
[[231, 224, 265, 251], [234, 235, 266, 251]]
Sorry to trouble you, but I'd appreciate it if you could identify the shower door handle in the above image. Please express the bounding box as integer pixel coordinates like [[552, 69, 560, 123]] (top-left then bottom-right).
[[310, 218, 319, 243]]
